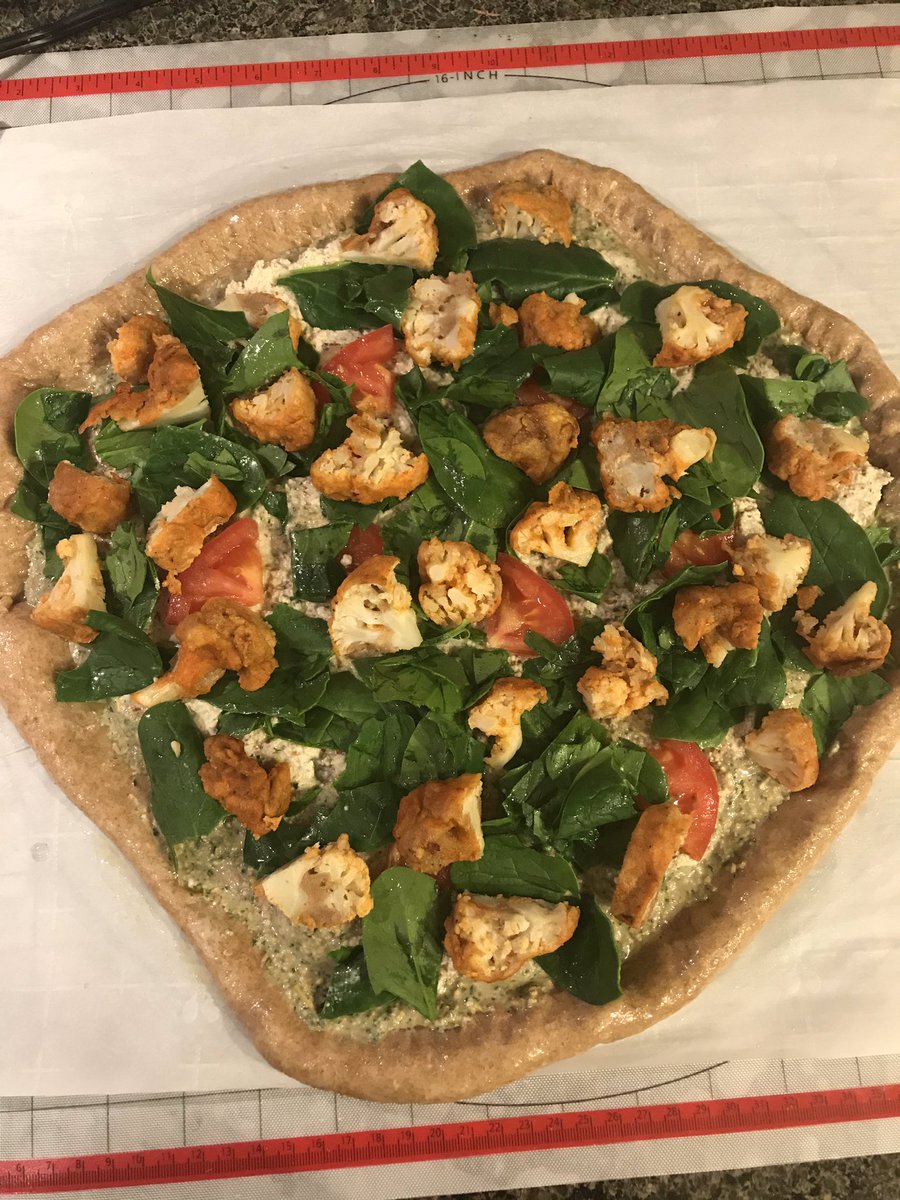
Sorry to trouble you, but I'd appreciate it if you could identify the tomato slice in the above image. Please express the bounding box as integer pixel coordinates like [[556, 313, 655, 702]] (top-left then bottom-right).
[[647, 739, 720, 860], [516, 377, 588, 421], [342, 523, 384, 572], [485, 553, 575, 657], [323, 325, 398, 416], [164, 517, 264, 626], [662, 529, 734, 579]]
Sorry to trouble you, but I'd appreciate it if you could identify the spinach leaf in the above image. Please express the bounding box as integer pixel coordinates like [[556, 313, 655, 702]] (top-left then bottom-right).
[[138, 702, 224, 849], [625, 562, 727, 652], [290, 390, 353, 474], [800, 671, 890, 753], [208, 669, 329, 725], [537, 895, 621, 1007], [105, 523, 159, 631], [398, 712, 485, 791], [867, 526, 900, 568], [671, 359, 764, 501], [337, 713, 416, 791], [222, 311, 300, 398], [574, 817, 638, 872], [607, 507, 681, 584], [10, 475, 77, 580], [273, 672, 381, 751], [450, 835, 579, 902], [55, 611, 162, 702], [468, 239, 616, 308], [134, 425, 267, 515], [619, 279, 780, 359], [451, 324, 535, 406], [362, 267, 415, 327], [93, 422, 155, 474], [277, 263, 383, 331], [537, 342, 608, 409], [302, 783, 400, 851], [555, 552, 612, 605], [266, 603, 332, 662], [595, 323, 672, 417], [14, 388, 91, 485], [739, 376, 818, 426], [318, 946, 391, 1020], [362, 867, 443, 1019], [354, 647, 469, 713], [260, 488, 289, 522], [290, 523, 352, 603], [381, 474, 498, 565], [319, 496, 387, 527], [795, 352, 867, 424], [556, 741, 668, 844], [242, 790, 318, 876]]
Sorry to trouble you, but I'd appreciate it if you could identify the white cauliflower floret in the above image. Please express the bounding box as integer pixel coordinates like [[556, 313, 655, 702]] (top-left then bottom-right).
[[31, 534, 106, 645], [730, 533, 811, 613], [489, 183, 573, 246], [510, 482, 604, 567], [795, 581, 891, 677], [745, 709, 819, 792], [145, 476, 237, 578], [340, 188, 438, 271], [255, 834, 373, 929], [417, 539, 502, 627], [467, 677, 548, 769], [653, 285, 747, 369], [230, 368, 317, 453], [673, 582, 764, 667], [591, 415, 717, 513], [611, 803, 692, 928], [310, 412, 429, 504], [830, 460, 893, 526], [577, 625, 668, 720], [766, 415, 868, 502], [401, 271, 481, 369], [444, 893, 579, 982], [392, 774, 484, 875], [329, 554, 422, 661]]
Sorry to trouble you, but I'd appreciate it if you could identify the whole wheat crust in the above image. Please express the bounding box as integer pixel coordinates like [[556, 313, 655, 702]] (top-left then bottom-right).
[[1, 151, 899, 1102]]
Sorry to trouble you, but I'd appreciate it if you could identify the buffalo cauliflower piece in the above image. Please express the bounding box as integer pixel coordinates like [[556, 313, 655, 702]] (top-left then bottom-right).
[[82, 334, 208, 431], [31, 533, 106, 645], [230, 368, 317, 453], [510, 482, 604, 567], [329, 554, 422, 660], [766, 415, 868, 502], [48, 460, 131, 535], [107, 314, 168, 383], [255, 833, 373, 929], [483, 401, 579, 485], [132, 597, 277, 707], [222, 291, 304, 347], [673, 582, 764, 667], [310, 412, 428, 504], [577, 625, 668, 720], [489, 183, 573, 246], [591, 415, 717, 513], [199, 734, 292, 837], [145, 476, 237, 578], [467, 677, 548, 769], [730, 532, 811, 613], [445, 893, 579, 983], [611, 803, 692, 928], [745, 709, 819, 792], [401, 271, 481, 369], [518, 292, 597, 351], [489, 302, 519, 328], [653, 285, 747, 369], [417, 538, 502, 627], [392, 773, 484, 875], [796, 585, 822, 612], [340, 187, 438, 271], [795, 581, 891, 677]]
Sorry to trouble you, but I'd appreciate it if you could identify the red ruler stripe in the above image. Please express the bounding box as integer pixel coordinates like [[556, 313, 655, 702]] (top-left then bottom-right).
[[1, 1084, 898, 1194], [1, 25, 898, 102]]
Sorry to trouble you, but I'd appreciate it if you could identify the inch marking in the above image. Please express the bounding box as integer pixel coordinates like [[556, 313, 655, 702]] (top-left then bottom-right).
[[1, 1084, 898, 1194], [1, 25, 898, 102]]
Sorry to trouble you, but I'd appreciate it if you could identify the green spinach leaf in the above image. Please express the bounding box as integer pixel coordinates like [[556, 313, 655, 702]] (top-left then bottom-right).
[[619, 279, 780, 359], [55, 611, 162, 702], [671, 359, 764, 501], [337, 713, 417, 791], [105, 523, 160, 631], [537, 895, 621, 1007], [398, 712, 485, 791], [554, 552, 612, 605], [134, 424, 267, 515], [800, 671, 890, 753], [318, 946, 391, 1020], [138, 702, 224, 849], [277, 263, 383, 331], [241, 790, 318, 876], [290, 523, 352, 602], [222, 310, 300, 398], [450, 835, 579, 902], [468, 239, 616, 308], [362, 867, 443, 1019], [10, 475, 77, 580], [14, 388, 91, 486], [362, 267, 416, 327], [302, 783, 401, 851]]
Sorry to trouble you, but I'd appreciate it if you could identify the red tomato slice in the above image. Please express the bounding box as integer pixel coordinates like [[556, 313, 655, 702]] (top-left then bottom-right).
[[164, 517, 264, 626], [323, 325, 398, 416], [516, 377, 588, 421], [485, 553, 575, 657], [342, 523, 384, 572], [647, 739, 720, 860], [662, 529, 734, 579]]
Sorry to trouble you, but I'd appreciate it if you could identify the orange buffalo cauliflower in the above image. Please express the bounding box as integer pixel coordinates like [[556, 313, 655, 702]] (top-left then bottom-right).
[[82, 334, 208, 432], [199, 735, 292, 837], [329, 555, 422, 660], [489, 183, 573, 246], [591, 415, 717, 513], [340, 188, 438, 271], [392, 774, 484, 875], [653, 286, 747, 369], [510, 482, 604, 567], [145, 476, 236, 578], [489, 302, 519, 328], [482, 401, 579, 485], [577, 625, 668, 720], [255, 834, 373, 929], [611, 803, 692, 928], [310, 412, 428, 504], [795, 581, 891, 677], [766, 415, 868, 502], [132, 598, 277, 707], [518, 293, 597, 351], [673, 582, 764, 667], [107, 314, 168, 383], [401, 271, 481, 369], [31, 534, 106, 645], [444, 893, 579, 983], [467, 677, 548, 769], [745, 710, 819, 792], [416, 538, 502, 627], [730, 532, 811, 613], [230, 368, 317, 452], [48, 460, 131, 535]]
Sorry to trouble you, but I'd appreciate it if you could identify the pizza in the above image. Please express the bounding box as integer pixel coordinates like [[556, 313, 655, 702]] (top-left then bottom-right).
[[1, 151, 899, 1103]]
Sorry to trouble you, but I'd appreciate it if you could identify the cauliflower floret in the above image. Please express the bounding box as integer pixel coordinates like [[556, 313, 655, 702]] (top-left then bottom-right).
[[31, 533, 106, 645], [745, 709, 819, 792], [255, 834, 373, 929], [673, 582, 764, 667], [518, 292, 597, 351], [340, 187, 438, 271], [416, 539, 502, 628], [796, 584, 823, 612], [132, 597, 277, 707], [444, 893, 579, 983], [510, 482, 604, 567], [489, 183, 573, 246], [231, 368, 317, 453], [795, 581, 891, 677], [392, 774, 484, 875], [766, 415, 868, 502], [401, 271, 481, 369], [47, 460, 131, 535], [482, 401, 579, 485], [611, 803, 692, 928], [329, 554, 422, 660], [467, 677, 548, 769], [576, 625, 668, 720], [107, 314, 168, 383], [199, 734, 292, 837], [489, 302, 519, 328], [82, 335, 208, 432], [730, 532, 811, 613], [653, 285, 747, 369], [829, 460, 893, 527], [145, 476, 236, 578], [219, 291, 304, 347], [310, 412, 428, 504], [591, 415, 717, 513]]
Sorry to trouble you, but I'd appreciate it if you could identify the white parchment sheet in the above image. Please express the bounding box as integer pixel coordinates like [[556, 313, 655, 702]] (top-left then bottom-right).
[[1, 80, 899, 1096]]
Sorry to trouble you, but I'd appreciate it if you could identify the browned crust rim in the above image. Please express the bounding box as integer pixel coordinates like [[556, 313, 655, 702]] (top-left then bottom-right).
[[1, 150, 899, 1103]]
